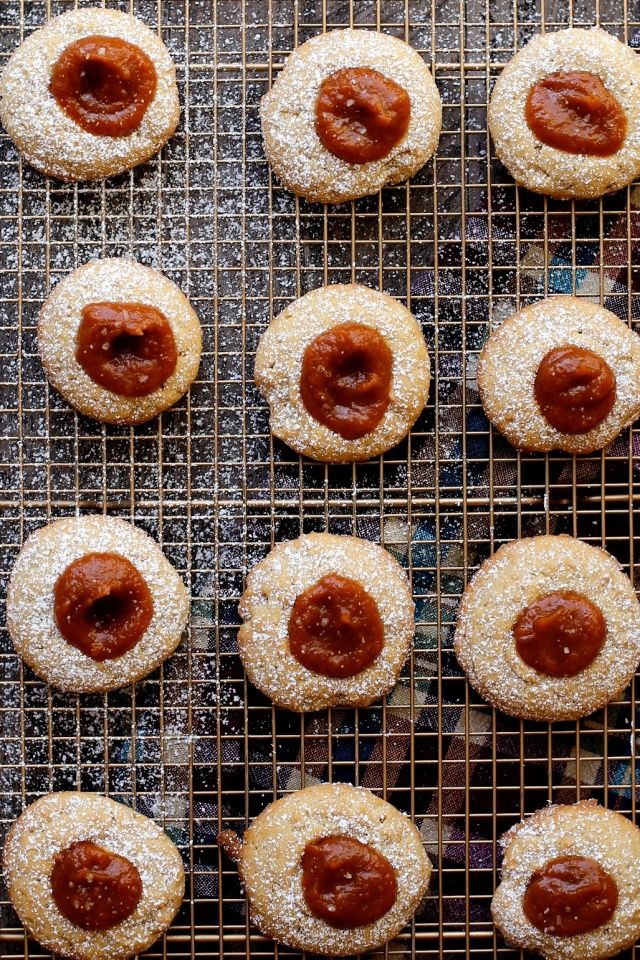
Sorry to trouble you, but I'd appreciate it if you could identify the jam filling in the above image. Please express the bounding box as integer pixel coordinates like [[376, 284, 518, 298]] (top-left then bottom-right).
[[54, 552, 153, 661], [51, 840, 142, 931], [288, 574, 384, 678], [513, 590, 606, 677], [50, 35, 157, 137], [534, 345, 616, 434], [76, 302, 178, 398], [525, 71, 626, 157], [301, 834, 397, 928], [315, 66, 411, 164], [300, 322, 392, 440], [523, 855, 618, 936]]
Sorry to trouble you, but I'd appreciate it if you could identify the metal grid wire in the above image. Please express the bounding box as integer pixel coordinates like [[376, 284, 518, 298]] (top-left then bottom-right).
[[1, 0, 640, 957]]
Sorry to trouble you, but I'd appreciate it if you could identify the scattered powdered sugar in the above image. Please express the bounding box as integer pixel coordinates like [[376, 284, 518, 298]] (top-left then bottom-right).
[[3, 792, 184, 960], [254, 283, 430, 462], [38, 258, 202, 425], [454, 535, 640, 722], [478, 296, 640, 454], [238, 532, 414, 712], [239, 782, 430, 955], [3, 7, 637, 955], [6, 515, 189, 693], [261, 28, 441, 204], [489, 28, 640, 199], [0, 7, 180, 181], [493, 801, 640, 960]]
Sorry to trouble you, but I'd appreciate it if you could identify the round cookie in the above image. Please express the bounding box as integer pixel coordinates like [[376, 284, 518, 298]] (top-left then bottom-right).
[[254, 284, 430, 463], [0, 8, 180, 182], [453, 534, 640, 722], [477, 296, 640, 455], [261, 28, 442, 204], [238, 532, 414, 712], [3, 792, 184, 960], [38, 258, 202, 425], [7, 515, 189, 693], [220, 782, 431, 956], [492, 801, 640, 960], [488, 28, 640, 200]]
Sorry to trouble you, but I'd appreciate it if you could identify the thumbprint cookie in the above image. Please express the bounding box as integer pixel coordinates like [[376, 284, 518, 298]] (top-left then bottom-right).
[[0, 7, 180, 181], [3, 792, 185, 960], [492, 801, 640, 960], [254, 284, 430, 463], [218, 782, 431, 956], [454, 535, 640, 722], [7, 515, 189, 693], [238, 532, 414, 712], [261, 29, 442, 204], [477, 296, 640, 455], [38, 258, 202, 425], [488, 28, 640, 199]]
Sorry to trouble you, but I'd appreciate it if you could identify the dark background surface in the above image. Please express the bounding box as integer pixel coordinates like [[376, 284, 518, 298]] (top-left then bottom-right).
[[1, 0, 640, 957]]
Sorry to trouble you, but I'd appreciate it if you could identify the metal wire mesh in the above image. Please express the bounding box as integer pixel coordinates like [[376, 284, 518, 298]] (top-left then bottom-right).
[[1, 0, 640, 957]]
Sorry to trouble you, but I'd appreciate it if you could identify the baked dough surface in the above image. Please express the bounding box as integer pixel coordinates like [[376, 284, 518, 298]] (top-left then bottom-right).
[[488, 28, 640, 199], [238, 532, 414, 711], [454, 535, 640, 722], [239, 782, 431, 956], [477, 296, 640, 455], [261, 28, 442, 204], [38, 258, 202, 425], [254, 284, 430, 462], [7, 515, 189, 693], [0, 7, 180, 182], [492, 801, 640, 960], [3, 792, 185, 960]]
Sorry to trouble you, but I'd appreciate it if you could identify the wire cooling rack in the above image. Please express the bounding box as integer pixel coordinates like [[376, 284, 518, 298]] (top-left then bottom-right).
[[1, 0, 640, 957]]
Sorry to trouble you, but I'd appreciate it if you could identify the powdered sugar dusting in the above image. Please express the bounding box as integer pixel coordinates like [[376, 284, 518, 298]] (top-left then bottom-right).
[[493, 801, 640, 960], [454, 535, 640, 721], [0, 7, 180, 182], [478, 296, 640, 454], [489, 28, 640, 198], [254, 284, 430, 462], [6, 516, 189, 692], [238, 532, 414, 711], [38, 258, 202, 425], [3, 792, 184, 960], [261, 28, 441, 204], [239, 783, 431, 955]]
